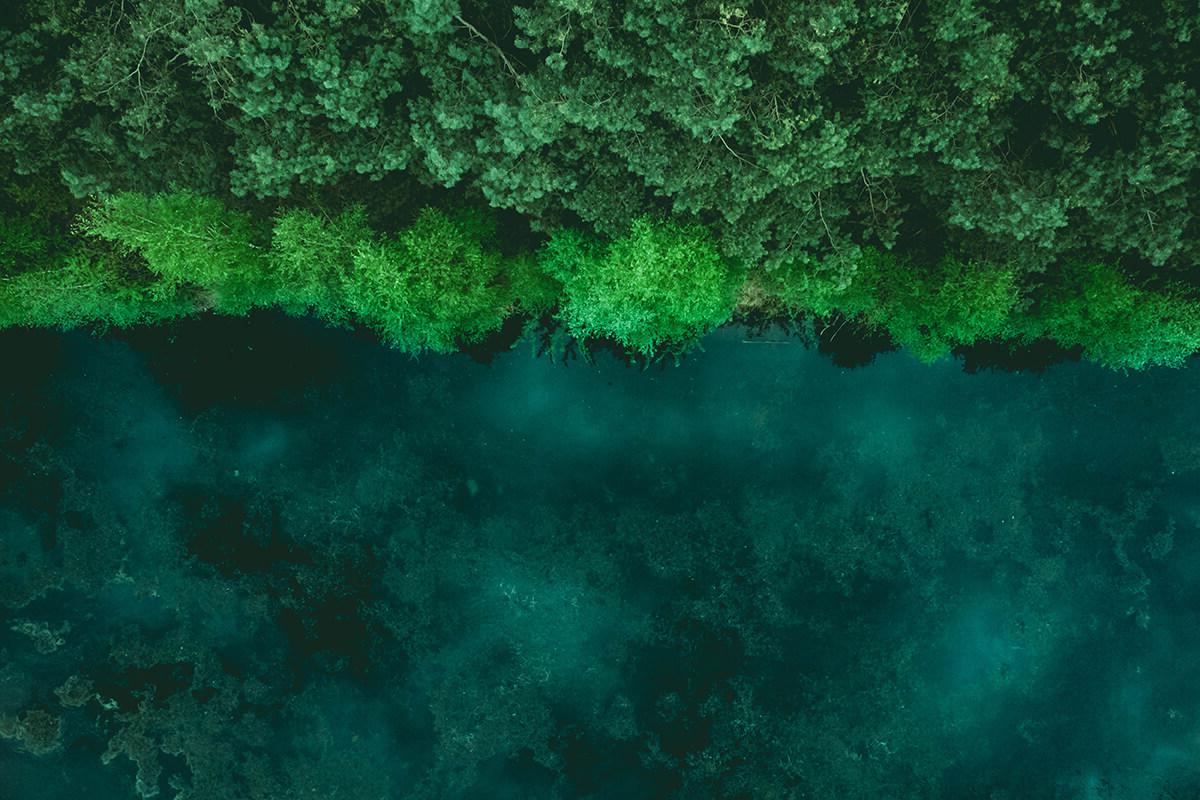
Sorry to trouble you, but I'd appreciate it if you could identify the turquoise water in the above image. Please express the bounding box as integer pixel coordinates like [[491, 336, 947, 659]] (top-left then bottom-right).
[[2, 317, 1199, 799]]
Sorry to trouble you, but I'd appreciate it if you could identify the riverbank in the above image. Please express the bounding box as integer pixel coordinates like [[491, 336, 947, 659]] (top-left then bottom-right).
[[4, 191, 1198, 371]]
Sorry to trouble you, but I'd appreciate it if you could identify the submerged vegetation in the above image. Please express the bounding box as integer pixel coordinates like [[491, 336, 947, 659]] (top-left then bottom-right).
[[3, 322, 1200, 799]]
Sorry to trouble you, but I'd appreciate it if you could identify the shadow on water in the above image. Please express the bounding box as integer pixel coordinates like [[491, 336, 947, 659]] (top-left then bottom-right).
[[113, 312, 351, 413]]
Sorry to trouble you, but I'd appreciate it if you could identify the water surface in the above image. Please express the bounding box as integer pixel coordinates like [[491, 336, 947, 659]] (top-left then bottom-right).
[[1, 317, 1198, 799]]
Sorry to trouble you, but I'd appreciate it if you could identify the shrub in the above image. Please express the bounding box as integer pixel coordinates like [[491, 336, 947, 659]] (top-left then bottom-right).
[[79, 191, 270, 313], [542, 217, 740, 355], [873, 255, 1020, 362], [772, 247, 1020, 362], [270, 205, 373, 322], [1031, 262, 1200, 369], [0, 251, 191, 329], [343, 208, 514, 353]]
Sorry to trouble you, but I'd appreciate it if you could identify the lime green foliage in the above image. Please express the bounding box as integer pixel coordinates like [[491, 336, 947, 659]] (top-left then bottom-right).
[[768, 246, 883, 321], [0, 252, 190, 329], [505, 251, 562, 317], [343, 208, 518, 353], [1, 180, 194, 330], [12, 189, 553, 354], [1029, 262, 1200, 369], [542, 217, 741, 355], [774, 248, 1020, 362], [274, 204, 550, 350], [80, 191, 270, 314], [270, 205, 373, 321], [873, 256, 1021, 362], [4, 185, 1200, 368], [79, 193, 544, 353]]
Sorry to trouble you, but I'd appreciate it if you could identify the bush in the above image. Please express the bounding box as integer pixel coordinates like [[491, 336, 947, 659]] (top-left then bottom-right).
[[767, 245, 883, 322], [343, 208, 515, 353], [873, 255, 1020, 362], [542, 217, 741, 355], [9, 184, 1195, 370], [270, 205, 373, 323], [772, 248, 1020, 362], [79, 191, 271, 313], [1030, 262, 1200, 369], [0, 251, 191, 329]]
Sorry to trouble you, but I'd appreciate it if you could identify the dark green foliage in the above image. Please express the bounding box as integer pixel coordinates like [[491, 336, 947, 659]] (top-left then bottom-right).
[[222, 0, 416, 197], [0, 213, 50, 269], [1, 0, 1195, 278], [0, 0, 1197, 366], [1, 174, 78, 273], [0, 2, 239, 196]]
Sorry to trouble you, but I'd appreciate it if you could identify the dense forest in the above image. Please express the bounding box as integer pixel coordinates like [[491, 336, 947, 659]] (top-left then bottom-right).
[[1, 0, 1198, 367]]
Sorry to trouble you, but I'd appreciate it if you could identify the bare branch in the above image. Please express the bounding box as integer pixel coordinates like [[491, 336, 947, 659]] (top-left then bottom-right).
[[454, 14, 524, 82]]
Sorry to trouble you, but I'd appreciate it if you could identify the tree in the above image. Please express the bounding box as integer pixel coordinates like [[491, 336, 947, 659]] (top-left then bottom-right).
[[2, 0, 1196, 284], [79, 190, 270, 314]]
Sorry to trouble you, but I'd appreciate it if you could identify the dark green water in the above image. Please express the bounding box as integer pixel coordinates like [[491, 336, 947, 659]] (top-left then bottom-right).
[[2, 317, 1199, 799]]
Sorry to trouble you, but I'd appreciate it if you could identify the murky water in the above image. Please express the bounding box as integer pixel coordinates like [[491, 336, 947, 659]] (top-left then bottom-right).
[[1, 316, 1198, 798]]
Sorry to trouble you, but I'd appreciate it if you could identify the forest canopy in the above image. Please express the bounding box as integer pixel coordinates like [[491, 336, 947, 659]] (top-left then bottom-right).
[[0, 0, 1197, 367]]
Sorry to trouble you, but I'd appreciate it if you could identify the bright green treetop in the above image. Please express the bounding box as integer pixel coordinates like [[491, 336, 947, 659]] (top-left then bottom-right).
[[343, 208, 515, 353], [541, 217, 741, 355]]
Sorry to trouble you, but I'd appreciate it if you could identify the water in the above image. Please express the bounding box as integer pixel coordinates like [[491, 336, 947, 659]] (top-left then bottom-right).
[[1, 315, 1198, 799]]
